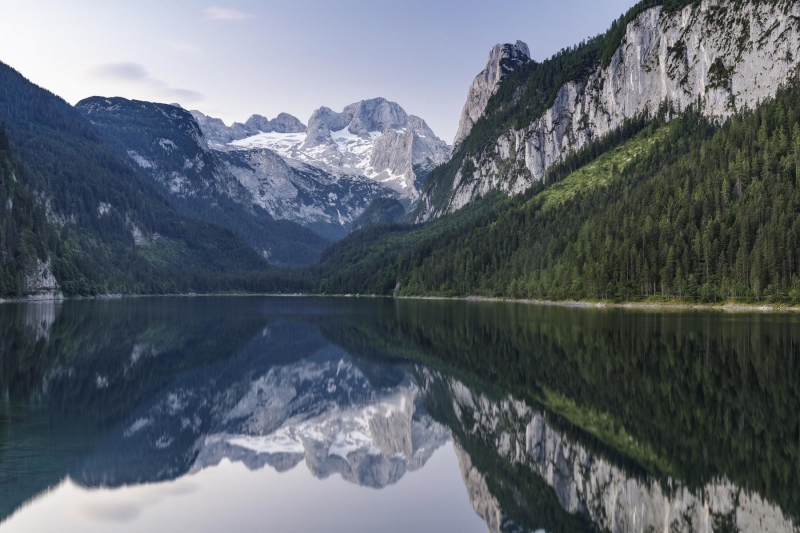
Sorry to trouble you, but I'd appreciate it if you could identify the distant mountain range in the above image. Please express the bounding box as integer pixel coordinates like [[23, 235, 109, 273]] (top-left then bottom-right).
[[192, 98, 451, 200]]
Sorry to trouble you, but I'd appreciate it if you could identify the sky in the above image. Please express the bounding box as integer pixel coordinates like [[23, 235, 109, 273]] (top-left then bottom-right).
[[0, 0, 637, 143]]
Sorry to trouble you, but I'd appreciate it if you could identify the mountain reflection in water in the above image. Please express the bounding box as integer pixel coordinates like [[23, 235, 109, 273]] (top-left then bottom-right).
[[0, 297, 798, 533]]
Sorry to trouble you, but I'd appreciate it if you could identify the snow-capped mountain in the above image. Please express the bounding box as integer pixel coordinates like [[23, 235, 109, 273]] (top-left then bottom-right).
[[78, 97, 398, 246], [193, 98, 451, 200]]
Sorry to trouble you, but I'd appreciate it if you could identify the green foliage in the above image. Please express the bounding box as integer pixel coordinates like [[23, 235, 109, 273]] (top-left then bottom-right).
[[708, 57, 733, 90], [350, 197, 406, 231], [539, 120, 671, 209]]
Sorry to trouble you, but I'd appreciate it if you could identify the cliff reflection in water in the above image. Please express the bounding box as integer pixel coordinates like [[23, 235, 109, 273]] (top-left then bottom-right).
[[0, 297, 799, 533]]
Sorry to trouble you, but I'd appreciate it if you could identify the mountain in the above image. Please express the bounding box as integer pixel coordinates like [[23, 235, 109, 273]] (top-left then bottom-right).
[[76, 97, 330, 265], [47, 319, 449, 491], [196, 98, 452, 200], [418, 0, 800, 221], [294, 0, 800, 305], [451, 40, 531, 150], [0, 62, 272, 299], [77, 97, 395, 246]]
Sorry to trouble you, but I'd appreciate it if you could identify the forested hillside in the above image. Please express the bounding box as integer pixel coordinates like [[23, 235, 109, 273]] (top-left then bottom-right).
[[305, 81, 800, 303], [0, 62, 273, 298]]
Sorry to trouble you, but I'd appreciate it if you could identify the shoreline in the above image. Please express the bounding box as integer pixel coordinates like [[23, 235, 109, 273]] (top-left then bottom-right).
[[3, 291, 800, 313], [397, 295, 800, 312]]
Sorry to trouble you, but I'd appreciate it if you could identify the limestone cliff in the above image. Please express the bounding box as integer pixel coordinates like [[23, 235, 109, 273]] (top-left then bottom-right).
[[420, 0, 800, 221], [451, 41, 531, 150]]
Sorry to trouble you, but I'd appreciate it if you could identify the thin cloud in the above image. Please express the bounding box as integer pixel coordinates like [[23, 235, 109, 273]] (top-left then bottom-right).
[[90, 62, 148, 82], [204, 7, 253, 20], [87, 62, 205, 104], [162, 88, 205, 103]]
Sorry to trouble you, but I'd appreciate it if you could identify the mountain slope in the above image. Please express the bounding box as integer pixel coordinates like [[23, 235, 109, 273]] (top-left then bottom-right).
[[76, 97, 330, 265], [0, 62, 271, 297], [418, 0, 800, 221], [79, 97, 396, 245], [303, 78, 800, 303]]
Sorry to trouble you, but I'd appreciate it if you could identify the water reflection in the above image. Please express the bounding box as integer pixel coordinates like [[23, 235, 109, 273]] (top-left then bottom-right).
[[0, 297, 798, 533]]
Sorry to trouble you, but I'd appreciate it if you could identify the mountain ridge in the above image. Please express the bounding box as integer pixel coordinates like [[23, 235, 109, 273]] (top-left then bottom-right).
[[418, 0, 800, 221]]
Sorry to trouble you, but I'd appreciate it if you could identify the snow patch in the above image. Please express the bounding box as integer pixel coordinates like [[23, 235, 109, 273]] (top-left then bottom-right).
[[127, 150, 153, 169]]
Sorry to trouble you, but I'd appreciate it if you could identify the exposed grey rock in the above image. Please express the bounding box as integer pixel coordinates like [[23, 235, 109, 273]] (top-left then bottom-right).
[[220, 148, 398, 240], [244, 112, 306, 134], [420, 0, 800, 221], [303, 98, 408, 149], [452, 41, 531, 150], [79, 96, 392, 248], [23, 259, 61, 299], [190, 109, 307, 148]]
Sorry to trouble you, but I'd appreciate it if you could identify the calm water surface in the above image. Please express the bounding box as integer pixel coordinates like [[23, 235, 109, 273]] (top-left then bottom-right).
[[0, 296, 798, 532]]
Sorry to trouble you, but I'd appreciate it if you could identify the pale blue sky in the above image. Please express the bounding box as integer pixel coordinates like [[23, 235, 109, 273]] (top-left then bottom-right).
[[1, 0, 637, 142]]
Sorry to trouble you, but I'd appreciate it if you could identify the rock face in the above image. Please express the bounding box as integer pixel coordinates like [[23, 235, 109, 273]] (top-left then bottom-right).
[[220, 148, 394, 240], [452, 441, 505, 533], [22, 260, 61, 301], [190, 110, 306, 148], [199, 98, 451, 200], [428, 372, 797, 533], [419, 0, 800, 221], [451, 41, 531, 150]]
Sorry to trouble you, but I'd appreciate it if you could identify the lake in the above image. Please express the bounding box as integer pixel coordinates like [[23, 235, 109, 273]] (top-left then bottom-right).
[[0, 296, 797, 532]]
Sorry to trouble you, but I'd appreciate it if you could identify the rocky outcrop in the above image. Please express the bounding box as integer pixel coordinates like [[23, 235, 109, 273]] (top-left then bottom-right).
[[451, 41, 531, 150], [190, 109, 306, 148], [431, 373, 798, 533], [303, 98, 408, 148], [420, 0, 800, 221], [23, 259, 61, 300], [244, 112, 306, 134]]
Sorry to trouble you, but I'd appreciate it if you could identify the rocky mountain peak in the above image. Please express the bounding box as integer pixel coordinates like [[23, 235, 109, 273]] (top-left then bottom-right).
[[452, 40, 531, 149], [303, 98, 410, 149], [243, 112, 306, 134], [189, 109, 306, 147]]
